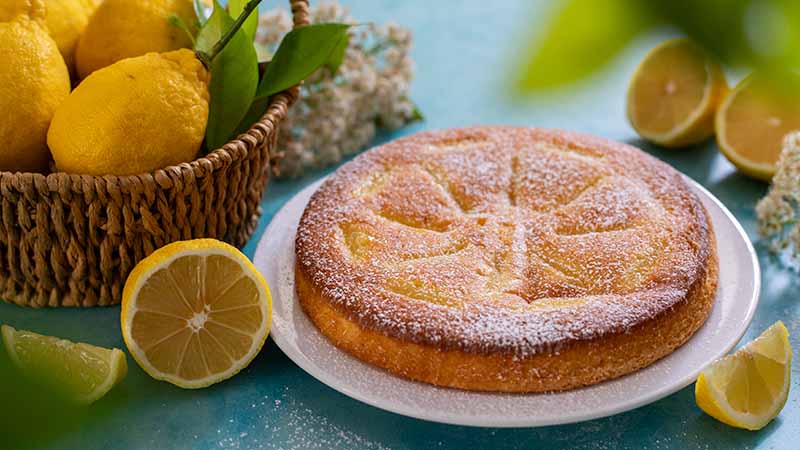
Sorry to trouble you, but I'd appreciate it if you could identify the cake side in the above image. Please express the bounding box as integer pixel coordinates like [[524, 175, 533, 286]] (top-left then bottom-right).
[[295, 239, 717, 392]]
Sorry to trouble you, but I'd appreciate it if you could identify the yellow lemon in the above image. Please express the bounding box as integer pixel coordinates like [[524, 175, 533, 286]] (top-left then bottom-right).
[[0, 0, 70, 173], [695, 321, 792, 430], [47, 48, 209, 176], [43, 0, 103, 73], [715, 74, 800, 182], [2, 325, 127, 404], [75, 0, 197, 78], [627, 38, 728, 148], [0, 0, 44, 20], [120, 239, 272, 389]]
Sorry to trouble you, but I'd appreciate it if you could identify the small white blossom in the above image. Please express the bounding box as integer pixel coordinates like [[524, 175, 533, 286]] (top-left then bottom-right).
[[756, 131, 800, 259], [256, 1, 419, 177]]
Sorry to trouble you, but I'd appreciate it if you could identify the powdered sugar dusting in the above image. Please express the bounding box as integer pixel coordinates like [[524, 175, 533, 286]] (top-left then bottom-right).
[[295, 127, 714, 356]]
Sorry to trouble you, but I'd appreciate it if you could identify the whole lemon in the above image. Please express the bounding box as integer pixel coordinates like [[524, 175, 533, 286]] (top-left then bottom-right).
[[75, 0, 197, 79], [47, 49, 210, 176], [0, 0, 70, 173], [43, 0, 103, 73], [0, 0, 44, 20]]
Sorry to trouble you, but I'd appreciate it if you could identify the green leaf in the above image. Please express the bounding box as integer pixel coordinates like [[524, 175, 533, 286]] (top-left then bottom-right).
[[235, 97, 271, 136], [233, 23, 351, 134], [194, 0, 227, 55], [255, 23, 351, 100], [228, 0, 258, 40], [199, 3, 259, 150], [515, 0, 657, 92], [325, 32, 349, 73]]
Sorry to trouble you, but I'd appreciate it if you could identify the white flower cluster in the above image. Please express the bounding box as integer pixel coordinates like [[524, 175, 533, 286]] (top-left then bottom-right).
[[256, 1, 419, 177], [756, 131, 800, 258]]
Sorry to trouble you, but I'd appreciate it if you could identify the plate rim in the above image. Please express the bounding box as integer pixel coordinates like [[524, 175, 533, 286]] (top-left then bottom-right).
[[255, 175, 761, 428]]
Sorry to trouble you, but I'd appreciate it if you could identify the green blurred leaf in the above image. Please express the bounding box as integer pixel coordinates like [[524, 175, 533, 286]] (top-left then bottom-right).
[[254, 23, 351, 100], [516, 0, 657, 92], [647, 0, 800, 71], [516, 0, 800, 93], [648, 0, 753, 66], [229, 0, 258, 40], [198, 2, 259, 149]]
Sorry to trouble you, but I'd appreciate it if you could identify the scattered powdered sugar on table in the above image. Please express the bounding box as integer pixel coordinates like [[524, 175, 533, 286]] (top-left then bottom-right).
[[213, 387, 393, 450]]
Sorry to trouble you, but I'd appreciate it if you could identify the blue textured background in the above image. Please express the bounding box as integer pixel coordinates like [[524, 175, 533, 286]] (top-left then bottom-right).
[[2, 1, 798, 449]]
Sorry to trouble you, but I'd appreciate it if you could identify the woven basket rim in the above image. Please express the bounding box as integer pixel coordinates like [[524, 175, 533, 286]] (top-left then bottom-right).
[[1, 0, 310, 184]]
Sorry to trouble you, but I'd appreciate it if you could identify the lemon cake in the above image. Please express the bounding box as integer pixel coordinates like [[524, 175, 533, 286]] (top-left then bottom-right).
[[295, 126, 718, 392]]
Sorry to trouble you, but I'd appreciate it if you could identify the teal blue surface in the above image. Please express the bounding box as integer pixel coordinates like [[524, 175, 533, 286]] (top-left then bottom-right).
[[1, 1, 798, 449]]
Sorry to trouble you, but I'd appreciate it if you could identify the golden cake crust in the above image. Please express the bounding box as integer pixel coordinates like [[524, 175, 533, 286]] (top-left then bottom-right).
[[295, 126, 718, 392]]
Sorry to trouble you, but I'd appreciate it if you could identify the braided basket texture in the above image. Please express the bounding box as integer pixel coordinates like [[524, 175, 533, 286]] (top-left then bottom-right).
[[1, 0, 310, 307]]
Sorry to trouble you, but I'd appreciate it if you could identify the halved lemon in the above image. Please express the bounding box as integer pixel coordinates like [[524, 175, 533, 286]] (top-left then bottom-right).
[[716, 74, 800, 182], [627, 38, 728, 147], [121, 239, 271, 389], [1, 325, 127, 404], [695, 321, 792, 430]]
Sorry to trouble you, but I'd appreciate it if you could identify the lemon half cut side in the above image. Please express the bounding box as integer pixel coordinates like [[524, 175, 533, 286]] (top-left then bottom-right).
[[121, 239, 272, 389], [627, 38, 728, 148]]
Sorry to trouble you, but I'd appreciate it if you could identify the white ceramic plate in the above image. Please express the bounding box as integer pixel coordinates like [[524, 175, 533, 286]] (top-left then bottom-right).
[[253, 176, 760, 428]]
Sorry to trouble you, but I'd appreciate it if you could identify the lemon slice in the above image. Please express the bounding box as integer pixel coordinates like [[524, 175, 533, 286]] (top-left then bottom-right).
[[627, 38, 728, 147], [695, 321, 792, 430], [1, 325, 127, 404], [121, 239, 271, 389], [715, 74, 800, 182]]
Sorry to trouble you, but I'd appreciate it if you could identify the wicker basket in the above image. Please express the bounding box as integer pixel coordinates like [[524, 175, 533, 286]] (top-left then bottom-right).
[[0, 0, 310, 308]]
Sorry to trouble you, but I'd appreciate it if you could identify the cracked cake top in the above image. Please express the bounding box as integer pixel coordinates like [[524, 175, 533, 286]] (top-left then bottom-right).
[[295, 126, 713, 356]]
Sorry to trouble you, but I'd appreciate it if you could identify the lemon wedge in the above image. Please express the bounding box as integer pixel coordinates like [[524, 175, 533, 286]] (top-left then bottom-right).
[[121, 239, 271, 389], [695, 321, 792, 430], [1, 325, 127, 404], [715, 74, 800, 182], [627, 38, 728, 147]]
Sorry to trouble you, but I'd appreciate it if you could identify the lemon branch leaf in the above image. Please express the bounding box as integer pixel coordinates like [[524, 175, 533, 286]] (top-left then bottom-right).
[[233, 23, 352, 134], [325, 31, 349, 73], [196, 1, 260, 150], [228, 0, 259, 40], [254, 23, 352, 100]]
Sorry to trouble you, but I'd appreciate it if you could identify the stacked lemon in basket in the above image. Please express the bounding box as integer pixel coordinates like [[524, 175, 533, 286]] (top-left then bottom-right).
[[627, 37, 800, 182], [1, 0, 209, 176], [0, 0, 278, 398]]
